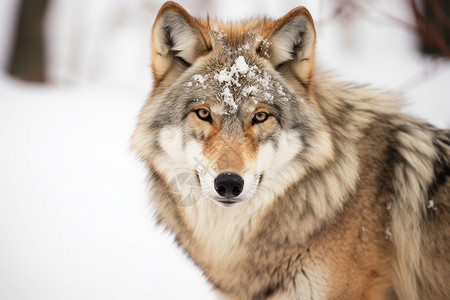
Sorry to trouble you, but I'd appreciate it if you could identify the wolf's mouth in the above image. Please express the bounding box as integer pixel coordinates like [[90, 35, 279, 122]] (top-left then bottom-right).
[[216, 200, 240, 207], [219, 200, 235, 204]]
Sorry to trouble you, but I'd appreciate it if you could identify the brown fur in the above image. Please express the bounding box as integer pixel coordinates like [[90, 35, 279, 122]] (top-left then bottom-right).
[[132, 2, 450, 299]]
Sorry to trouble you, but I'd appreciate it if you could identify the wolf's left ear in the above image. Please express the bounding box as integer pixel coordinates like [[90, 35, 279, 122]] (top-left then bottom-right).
[[260, 7, 316, 86], [151, 2, 211, 83]]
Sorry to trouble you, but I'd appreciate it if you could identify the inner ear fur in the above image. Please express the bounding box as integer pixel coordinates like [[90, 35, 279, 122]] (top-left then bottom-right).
[[259, 7, 316, 86], [151, 1, 211, 83]]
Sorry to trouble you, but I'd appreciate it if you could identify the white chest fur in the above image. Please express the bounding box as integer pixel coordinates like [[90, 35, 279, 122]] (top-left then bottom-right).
[[181, 196, 261, 267]]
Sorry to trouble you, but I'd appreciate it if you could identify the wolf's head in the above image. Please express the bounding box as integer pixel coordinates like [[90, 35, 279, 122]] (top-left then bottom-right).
[[132, 2, 334, 209]]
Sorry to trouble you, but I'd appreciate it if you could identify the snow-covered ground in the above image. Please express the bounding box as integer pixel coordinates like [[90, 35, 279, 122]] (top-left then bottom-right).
[[0, 77, 215, 299], [0, 0, 449, 299]]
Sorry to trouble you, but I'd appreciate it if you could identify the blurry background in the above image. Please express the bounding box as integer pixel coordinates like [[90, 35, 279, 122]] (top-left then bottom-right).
[[0, 0, 449, 299]]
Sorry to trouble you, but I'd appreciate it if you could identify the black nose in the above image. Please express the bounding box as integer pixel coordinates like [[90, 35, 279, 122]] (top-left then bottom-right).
[[214, 173, 244, 198]]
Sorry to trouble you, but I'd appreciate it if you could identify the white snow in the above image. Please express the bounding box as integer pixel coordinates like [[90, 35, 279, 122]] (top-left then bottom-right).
[[214, 68, 235, 85], [385, 226, 393, 240], [427, 200, 437, 210], [193, 74, 206, 85], [235, 55, 249, 74], [0, 75, 214, 300], [242, 85, 258, 97], [192, 74, 208, 89], [211, 25, 227, 41], [223, 86, 238, 111], [212, 56, 289, 112], [0, 0, 449, 299], [263, 91, 274, 102]]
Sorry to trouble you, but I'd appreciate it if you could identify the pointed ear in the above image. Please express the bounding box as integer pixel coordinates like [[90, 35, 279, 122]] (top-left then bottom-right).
[[151, 2, 211, 83], [259, 7, 316, 86]]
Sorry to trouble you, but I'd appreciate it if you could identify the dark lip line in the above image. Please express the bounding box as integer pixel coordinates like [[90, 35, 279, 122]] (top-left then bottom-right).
[[218, 200, 237, 204], [215, 200, 240, 208]]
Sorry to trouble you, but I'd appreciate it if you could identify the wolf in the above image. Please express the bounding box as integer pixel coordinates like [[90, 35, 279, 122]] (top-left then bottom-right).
[[131, 2, 450, 299]]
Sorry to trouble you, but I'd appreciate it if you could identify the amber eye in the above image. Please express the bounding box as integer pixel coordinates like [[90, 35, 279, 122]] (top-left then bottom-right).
[[195, 108, 212, 123], [252, 112, 269, 125]]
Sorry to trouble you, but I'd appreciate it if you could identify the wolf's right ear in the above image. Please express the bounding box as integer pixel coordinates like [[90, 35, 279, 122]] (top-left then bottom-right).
[[151, 1, 211, 83]]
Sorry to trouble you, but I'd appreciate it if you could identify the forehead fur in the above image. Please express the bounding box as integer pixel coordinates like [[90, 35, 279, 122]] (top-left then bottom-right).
[[199, 18, 271, 48], [178, 21, 297, 116]]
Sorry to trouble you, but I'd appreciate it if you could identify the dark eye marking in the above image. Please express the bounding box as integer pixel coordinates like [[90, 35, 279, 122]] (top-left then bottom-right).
[[252, 112, 270, 125], [195, 108, 212, 123], [175, 56, 191, 68]]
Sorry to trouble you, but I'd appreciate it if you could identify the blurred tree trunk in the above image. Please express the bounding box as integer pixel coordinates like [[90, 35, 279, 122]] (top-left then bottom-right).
[[411, 0, 450, 57], [8, 0, 49, 82]]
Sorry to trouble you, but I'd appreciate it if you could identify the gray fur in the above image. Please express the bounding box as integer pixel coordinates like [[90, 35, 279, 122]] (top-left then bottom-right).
[[132, 3, 450, 299]]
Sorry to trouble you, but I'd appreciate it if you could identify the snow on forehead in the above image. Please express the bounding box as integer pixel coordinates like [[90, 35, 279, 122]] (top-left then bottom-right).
[[215, 55, 291, 113], [185, 32, 293, 114], [235, 56, 249, 74]]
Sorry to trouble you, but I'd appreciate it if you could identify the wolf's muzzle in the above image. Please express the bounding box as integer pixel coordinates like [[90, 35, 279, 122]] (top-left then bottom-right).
[[214, 173, 244, 198]]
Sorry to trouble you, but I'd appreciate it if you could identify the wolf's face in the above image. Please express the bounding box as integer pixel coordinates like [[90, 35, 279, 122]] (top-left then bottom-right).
[[132, 2, 334, 209]]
